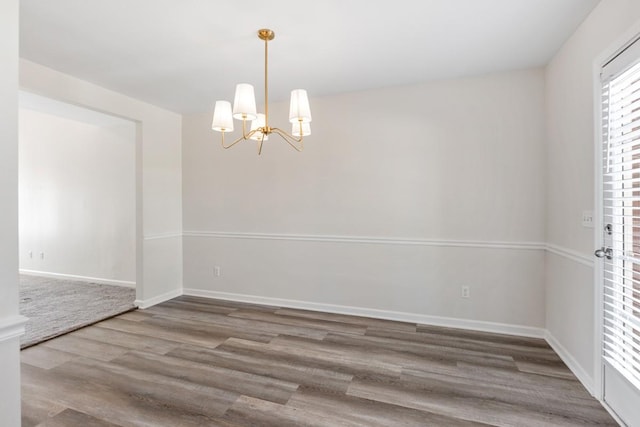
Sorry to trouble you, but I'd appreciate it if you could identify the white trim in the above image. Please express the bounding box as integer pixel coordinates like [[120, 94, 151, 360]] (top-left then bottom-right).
[[135, 288, 183, 309], [183, 231, 545, 251], [20, 269, 135, 288], [0, 316, 29, 342], [545, 243, 594, 267], [144, 232, 182, 241], [152, 232, 600, 269], [545, 330, 595, 396], [593, 46, 606, 402], [600, 402, 628, 427], [184, 231, 598, 267], [182, 288, 546, 339]]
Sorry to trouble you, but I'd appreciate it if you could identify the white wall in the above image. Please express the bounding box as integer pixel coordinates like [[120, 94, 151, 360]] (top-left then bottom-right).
[[182, 68, 547, 333], [0, 0, 25, 425], [545, 0, 640, 393], [19, 100, 136, 285], [19, 60, 183, 307]]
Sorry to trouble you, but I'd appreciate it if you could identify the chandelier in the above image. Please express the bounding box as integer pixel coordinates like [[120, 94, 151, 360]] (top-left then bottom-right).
[[211, 29, 312, 155]]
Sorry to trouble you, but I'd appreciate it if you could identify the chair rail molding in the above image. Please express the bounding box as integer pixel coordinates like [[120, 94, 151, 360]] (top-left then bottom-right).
[[545, 243, 594, 267], [182, 230, 546, 251], [144, 232, 183, 241]]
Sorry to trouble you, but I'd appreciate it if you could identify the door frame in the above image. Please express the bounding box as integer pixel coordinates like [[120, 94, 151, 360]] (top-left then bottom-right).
[[592, 18, 640, 423]]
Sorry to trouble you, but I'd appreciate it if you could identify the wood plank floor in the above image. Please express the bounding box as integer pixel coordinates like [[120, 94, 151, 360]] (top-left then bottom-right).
[[21, 296, 617, 426]]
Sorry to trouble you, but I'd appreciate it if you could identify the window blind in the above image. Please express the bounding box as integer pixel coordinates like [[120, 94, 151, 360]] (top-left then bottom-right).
[[602, 55, 640, 391], [602, 35, 640, 82]]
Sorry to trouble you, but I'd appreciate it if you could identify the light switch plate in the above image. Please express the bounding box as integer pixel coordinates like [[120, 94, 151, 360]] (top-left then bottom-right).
[[582, 211, 594, 228]]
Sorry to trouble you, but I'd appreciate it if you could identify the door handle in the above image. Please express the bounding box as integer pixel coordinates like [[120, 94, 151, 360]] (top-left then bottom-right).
[[594, 247, 613, 260]]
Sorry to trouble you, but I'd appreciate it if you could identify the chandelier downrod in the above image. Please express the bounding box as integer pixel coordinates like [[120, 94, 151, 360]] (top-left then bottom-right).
[[259, 29, 273, 132], [211, 28, 312, 155]]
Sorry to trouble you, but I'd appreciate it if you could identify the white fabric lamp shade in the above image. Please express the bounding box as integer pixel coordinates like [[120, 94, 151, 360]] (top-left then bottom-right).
[[250, 113, 268, 141], [233, 83, 258, 120], [211, 100, 234, 132], [292, 121, 311, 137], [289, 89, 312, 123]]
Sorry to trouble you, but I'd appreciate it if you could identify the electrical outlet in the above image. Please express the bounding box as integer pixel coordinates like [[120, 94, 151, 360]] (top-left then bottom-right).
[[214, 266, 221, 277], [40, 252, 44, 260], [461, 286, 470, 298], [28, 251, 33, 259]]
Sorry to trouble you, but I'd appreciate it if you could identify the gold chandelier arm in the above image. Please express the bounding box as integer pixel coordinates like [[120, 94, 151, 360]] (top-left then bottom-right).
[[221, 131, 244, 149], [257, 133, 265, 155], [221, 125, 259, 149], [272, 127, 304, 152]]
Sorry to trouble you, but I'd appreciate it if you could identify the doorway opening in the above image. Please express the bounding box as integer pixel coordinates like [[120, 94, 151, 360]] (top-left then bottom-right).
[[18, 92, 137, 347]]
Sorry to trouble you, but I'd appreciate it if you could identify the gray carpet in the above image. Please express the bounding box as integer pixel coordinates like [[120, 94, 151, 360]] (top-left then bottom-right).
[[19, 275, 136, 348]]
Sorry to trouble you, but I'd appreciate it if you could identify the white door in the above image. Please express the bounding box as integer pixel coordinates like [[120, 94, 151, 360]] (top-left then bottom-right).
[[599, 39, 640, 427]]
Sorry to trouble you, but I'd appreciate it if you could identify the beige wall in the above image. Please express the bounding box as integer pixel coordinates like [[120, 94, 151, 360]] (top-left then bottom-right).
[[182, 68, 547, 332], [545, 0, 640, 393]]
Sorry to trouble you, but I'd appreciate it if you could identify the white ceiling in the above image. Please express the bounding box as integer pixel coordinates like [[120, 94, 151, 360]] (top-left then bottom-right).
[[19, 0, 600, 114]]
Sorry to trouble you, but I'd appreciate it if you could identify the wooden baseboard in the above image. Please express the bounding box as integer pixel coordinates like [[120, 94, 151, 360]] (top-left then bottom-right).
[[20, 269, 135, 288], [182, 288, 546, 339]]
